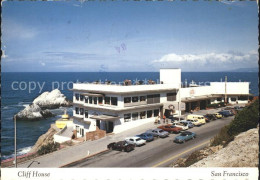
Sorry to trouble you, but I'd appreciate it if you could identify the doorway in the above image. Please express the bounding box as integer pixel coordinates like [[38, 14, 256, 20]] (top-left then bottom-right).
[[96, 120, 101, 129]]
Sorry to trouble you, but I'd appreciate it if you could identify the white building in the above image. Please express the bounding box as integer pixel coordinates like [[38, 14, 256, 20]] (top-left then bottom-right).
[[71, 68, 250, 138]]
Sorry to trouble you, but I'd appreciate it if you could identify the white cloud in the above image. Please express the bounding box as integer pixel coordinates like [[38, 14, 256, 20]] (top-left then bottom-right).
[[39, 61, 46, 66], [152, 51, 258, 71], [153, 51, 257, 64], [2, 20, 39, 40]]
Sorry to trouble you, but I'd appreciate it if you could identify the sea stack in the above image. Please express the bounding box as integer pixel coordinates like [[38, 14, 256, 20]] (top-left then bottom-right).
[[15, 104, 54, 120], [15, 89, 70, 120], [33, 89, 70, 109]]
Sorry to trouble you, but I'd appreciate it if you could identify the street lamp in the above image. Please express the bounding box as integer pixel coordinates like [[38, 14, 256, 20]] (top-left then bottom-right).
[[14, 115, 17, 168], [27, 160, 40, 168]]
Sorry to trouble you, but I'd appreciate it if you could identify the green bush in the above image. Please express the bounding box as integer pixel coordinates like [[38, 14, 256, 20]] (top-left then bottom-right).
[[210, 99, 259, 147], [210, 125, 234, 147], [38, 142, 60, 155], [228, 99, 259, 135]]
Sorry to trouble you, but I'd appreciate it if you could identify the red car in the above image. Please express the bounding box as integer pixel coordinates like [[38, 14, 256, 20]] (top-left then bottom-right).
[[158, 125, 182, 134]]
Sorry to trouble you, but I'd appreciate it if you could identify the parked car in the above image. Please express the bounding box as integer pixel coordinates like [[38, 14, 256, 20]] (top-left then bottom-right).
[[214, 113, 222, 119], [136, 133, 154, 142], [218, 110, 233, 117], [157, 125, 182, 134], [186, 114, 206, 125], [174, 131, 196, 143], [146, 128, 169, 138], [203, 115, 210, 123], [171, 122, 189, 130], [179, 120, 194, 128], [169, 115, 184, 123], [205, 114, 217, 121], [107, 141, 135, 152], [125, 137, 146, 146], [186, 119, 202, 126]]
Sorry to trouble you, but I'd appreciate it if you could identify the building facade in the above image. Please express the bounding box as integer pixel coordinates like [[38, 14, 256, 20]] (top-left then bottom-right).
[[71, 69, 250, 138]]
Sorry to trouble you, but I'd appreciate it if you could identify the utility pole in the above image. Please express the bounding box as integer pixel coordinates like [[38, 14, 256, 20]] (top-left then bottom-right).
[[14, 115, 17, 168], [225, 76, 227, 105], [178, 82, 181, 122]]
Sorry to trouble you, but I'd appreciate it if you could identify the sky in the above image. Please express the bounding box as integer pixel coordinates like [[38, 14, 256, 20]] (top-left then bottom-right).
[[1, 0, 258, 72]]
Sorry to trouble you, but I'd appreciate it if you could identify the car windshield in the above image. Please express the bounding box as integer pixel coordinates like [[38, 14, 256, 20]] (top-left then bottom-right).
[[180, 133, 186, 136], [159, 130, 164, 133], [136, 138, 142, 141]]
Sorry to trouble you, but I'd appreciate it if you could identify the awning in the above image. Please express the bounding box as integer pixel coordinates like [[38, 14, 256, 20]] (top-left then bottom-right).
[[182, 95, 222, 102], [90, 115, 119, 121], [72, 116, 91, 124]]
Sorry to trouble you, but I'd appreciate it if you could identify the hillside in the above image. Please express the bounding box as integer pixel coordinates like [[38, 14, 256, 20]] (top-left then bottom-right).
[[191, 127, 259, 167]]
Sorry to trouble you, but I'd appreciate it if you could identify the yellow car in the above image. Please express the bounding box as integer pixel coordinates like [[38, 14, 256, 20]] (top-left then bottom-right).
[[214, 113, 222, 119]]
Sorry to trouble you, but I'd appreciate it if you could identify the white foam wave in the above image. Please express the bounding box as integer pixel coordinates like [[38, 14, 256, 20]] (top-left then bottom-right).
[[2, 146, 33, 160], [17, 146, 32, 155]]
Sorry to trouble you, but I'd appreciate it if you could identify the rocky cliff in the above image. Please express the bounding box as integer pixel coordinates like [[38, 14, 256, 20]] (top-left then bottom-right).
[[29, 124, 59, 153], [191, 127, 259, 167]]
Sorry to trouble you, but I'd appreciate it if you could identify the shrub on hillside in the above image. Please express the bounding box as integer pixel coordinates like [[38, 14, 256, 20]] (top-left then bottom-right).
[[210, 99, 259, 147], [210, 125, 234, 147], [228, 99, 259, 135], [38, 142, 60, 155]]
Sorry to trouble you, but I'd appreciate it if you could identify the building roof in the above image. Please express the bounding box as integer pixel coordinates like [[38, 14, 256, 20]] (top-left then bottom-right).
[[72, 83, 178, 95]]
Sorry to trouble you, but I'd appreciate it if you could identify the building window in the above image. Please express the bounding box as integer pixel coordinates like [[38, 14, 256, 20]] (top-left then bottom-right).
[[147, 110, 153, 118], [140, 111, 146, 119], [147, 94, 160, 104], [75, 94, 79, 101], [132, 96, 139, 103], [140, 96, 146, 102], [80, 95, 84, 101], [76, 125, 79, 132], [124, 113, 131, 122], [80, 108, 84, 115], [98, 97, 103, 104], [132, 112, 138, 120], [81, 129, 84, 137], [111, 97, 118, 106], [105, 97, 110, 105], [85, 96, 89, 103], [217, 98, 222, 101], [154, 109, 159, 117], [153, 94, 160, 103], [238, 96, 248, 100], [75, 107, 79, 114], [124, 97, 131, 103], [94, 97, 97, 104], [231, 97, 236, 102], [85, 110, 88, 118], [167, 93, 176, 101], [89, 97, 93, 104]]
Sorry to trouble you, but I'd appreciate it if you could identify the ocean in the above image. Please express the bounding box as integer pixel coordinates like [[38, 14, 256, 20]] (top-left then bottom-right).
[[1, 72, 258, 160]]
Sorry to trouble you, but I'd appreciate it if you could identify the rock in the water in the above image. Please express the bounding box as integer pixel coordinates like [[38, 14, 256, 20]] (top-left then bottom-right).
[[33, 89, 70, 109], [15, 104, 54, 121]]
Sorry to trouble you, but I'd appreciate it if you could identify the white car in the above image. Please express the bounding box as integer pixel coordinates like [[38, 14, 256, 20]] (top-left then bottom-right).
[[125, 137, 146, 146], [172, 122, 189, 130]]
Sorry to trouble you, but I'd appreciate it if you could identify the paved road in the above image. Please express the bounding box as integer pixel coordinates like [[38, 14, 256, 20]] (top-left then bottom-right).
[[64, 116, 233, 167]]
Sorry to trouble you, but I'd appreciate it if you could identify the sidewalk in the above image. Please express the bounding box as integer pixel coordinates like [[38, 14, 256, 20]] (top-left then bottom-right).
[[17, 121, 161, 168], [15, 106, 236, 168]]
